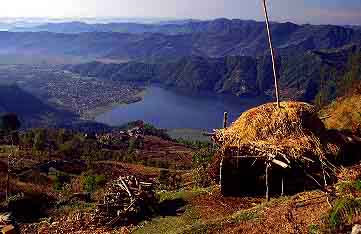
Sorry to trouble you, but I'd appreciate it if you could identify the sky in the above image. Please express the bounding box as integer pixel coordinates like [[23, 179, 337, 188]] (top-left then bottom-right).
[[1, 0, 361, 25]]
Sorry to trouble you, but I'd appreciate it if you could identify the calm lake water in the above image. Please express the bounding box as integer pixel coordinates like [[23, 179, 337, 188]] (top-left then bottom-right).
[[95, 86, 267, 130]]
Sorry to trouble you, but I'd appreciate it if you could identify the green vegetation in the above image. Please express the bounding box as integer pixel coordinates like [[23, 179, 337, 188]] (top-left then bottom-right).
[[192, 147, 215, 188], [135, 188, 213, 234], [157, 187, 213, 202], [82, 174, 106, 193], [328, 198, 361, 229], [134, 206, 200, 234], [231, 209, 259, 222], [337, 180, 361, 194], [308, 224, 320, 234]]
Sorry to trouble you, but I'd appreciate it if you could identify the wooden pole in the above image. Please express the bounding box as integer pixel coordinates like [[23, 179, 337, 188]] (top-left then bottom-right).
[[322, 163, 328, 187], [219, 157, 224, 190], [223, 112, 228, 129], [266, 161, 270, 201], [262, 0, 281, 108], [281, 176, 284, 196]]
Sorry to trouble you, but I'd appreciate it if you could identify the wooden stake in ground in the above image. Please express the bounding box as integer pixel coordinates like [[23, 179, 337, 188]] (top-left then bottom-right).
[[262, 0, 281, 108]]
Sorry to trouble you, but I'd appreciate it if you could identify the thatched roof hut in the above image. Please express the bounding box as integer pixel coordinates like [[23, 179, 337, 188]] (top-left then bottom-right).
[[214, 101, 340, 164], [211, 101, 359, 197]]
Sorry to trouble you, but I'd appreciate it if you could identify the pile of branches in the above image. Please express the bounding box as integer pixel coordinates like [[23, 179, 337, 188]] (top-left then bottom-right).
[[93, 176, 157, 226]]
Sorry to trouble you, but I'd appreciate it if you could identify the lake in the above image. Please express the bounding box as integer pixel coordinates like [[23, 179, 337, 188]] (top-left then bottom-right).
[[95, 86, 268, 130]]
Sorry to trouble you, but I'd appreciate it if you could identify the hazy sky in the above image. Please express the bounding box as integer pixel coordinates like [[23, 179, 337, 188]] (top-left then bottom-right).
[[2, 0, 361, 25]]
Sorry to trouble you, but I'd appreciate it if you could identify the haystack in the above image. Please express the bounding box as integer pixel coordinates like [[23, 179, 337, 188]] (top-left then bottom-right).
[[212, 101, 343, 197], [214, 101, 339, 164]]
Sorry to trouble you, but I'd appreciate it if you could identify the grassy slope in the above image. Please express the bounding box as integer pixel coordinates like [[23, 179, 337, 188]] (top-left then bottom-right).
[[133, 188, 331, 234]]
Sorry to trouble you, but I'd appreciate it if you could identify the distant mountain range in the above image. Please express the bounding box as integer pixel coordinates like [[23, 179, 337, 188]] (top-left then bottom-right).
[[1, 18, 361, 122], [68, 43, 361, 102], [0, 19, 360, 61], [10, 19, 204, 34]]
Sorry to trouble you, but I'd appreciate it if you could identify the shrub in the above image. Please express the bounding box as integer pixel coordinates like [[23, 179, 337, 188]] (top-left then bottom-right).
[[192, 147, 215, 188], [82, 174, 106, 193]]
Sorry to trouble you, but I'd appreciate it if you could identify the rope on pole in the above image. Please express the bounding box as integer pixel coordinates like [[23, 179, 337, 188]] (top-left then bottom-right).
[[262, 0, 281, 108]]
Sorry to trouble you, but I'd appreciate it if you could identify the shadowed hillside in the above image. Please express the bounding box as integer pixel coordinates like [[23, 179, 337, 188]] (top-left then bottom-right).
[[0, 84, 76, 128]]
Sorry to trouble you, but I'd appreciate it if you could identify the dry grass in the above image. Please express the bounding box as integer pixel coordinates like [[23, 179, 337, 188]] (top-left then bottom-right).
[[215, 101, 339, 161], [322, 94, 361, 130]]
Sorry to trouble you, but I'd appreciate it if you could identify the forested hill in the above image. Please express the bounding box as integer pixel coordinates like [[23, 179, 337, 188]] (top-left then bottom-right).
[[0, 19, 361, 61], [68, 43, 361, 102]]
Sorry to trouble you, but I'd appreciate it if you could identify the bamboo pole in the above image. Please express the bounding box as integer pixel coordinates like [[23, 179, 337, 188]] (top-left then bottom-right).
[[262, 0, 281, 108]]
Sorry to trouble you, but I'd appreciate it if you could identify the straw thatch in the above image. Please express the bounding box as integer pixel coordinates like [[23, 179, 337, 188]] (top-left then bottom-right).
[[214, 101, 340, 164]]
